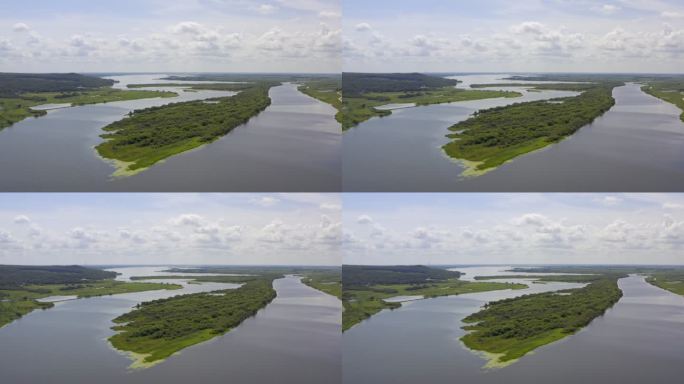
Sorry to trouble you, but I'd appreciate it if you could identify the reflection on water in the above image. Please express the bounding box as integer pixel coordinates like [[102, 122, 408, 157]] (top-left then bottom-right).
[[0, 268, 341, 384], [0, 74, 340, 192], [343, 267, 684, 384], [343, 74, 684, 191]]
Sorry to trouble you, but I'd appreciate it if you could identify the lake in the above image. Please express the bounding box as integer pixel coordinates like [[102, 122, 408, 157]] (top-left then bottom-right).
[[343, 74, 684, 191], [343, 267, 684, 384], [0, 267, 341, 384], [0, 74, 340, 192]]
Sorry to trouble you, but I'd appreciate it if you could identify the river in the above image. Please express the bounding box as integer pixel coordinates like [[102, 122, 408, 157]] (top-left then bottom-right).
[[0, 267, 341, 384], [0, 74, 340, 192], [343, 74, 684, 191], [342, 266, 684, 384]]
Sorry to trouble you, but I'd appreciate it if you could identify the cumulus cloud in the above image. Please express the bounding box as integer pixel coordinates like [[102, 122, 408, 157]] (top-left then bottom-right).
[[13, 215, 31, 224], [12, 23, 30, 32], [250, 196, 280, 207], [355, 22, 372, 32], [357, 215, 374, 224]]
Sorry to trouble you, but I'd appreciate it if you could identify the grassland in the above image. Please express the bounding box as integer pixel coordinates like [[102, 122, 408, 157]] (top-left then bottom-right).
[[642, 82, 684, 122], [301, 270, 341, 299], [460, 275, 623, 367], [0, 88, 176, 130], [95, 83, 275, 176], [108, 276, 278, 368], [646, 272, 684, 296], [341, 265, 526, 331], [297, 78, 342, 125], [442, 82, 620, 175], [0, 280, 181, 328]]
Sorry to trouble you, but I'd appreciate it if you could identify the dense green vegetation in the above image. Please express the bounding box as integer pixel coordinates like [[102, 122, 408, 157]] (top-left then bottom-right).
[[342, 265, 525, 331], [297, 78, 342, 125], [0, 73, 176, 130], [96, 83, 275, 176], [0, 265, 180, 328], [108, 275, 279, 368], [442, 82, 620, 174], [461, 275, 624, 367], [341, 73, 519, 130], [473, 274, 603, 283], [642, 81, 684, 122], [126, 83, 254, 92]]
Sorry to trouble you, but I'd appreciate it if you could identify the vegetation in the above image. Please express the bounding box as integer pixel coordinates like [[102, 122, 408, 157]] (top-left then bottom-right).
[[442, 82, 620, 174], [0, 265, 180, 328], [646, 271, 684, 296], [341, 73, 519, 130], [301, 270, 341, 299], [95, 83, 276, 176], [342, 265, 525, 331], [127, 83, 255, 92], [108, 275, 279, 368], [298, 77, 342, 125], [642, 81, 684, 122], [0, 73, 175, 130], [473, 274, 603, 283], [461, 275, 624, 367]]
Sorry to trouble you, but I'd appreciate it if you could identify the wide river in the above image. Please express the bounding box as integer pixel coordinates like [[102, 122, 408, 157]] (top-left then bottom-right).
[[343, 266, 684, 384], [343, 74, 684, 191], [0, 74, 341, 192], [0, 267, 341, 384]]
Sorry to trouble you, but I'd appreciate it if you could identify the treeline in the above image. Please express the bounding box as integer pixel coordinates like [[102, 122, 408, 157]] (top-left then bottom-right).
[[343, 265, 462, 288], [96, 83, 276, 172], [0, 73, 114, 98], [461, 275, 624, 363], [342, 72, 459, 97], [0, 265, 116, 289], [109, 276, 279, 364], [164, 73, 340, 83], [443, 82, 620, 171]]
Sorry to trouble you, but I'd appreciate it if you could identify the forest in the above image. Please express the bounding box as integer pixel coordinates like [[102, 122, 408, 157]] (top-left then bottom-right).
[[0, 265, 180, 328], [108, 275, 279, 367], [442, 82, 621, 174], [342, 265, 524, 331], [96, 83, 276, 175], [0, 73, 114, 97]]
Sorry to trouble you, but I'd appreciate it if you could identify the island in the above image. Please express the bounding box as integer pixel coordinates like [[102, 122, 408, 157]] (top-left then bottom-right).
[[442, 81, 621, 175], [95, 82, 276, 176], [341, 265, 526, 331], [0, 265, 181, 328], [341, 73, 521, 130], [0, 73, 176, 130]]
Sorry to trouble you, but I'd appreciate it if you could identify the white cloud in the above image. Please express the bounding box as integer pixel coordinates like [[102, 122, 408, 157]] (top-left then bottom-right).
[[13, 215, 31, 224], [355, 22, 372, 32], [357, 215, 374, 224], [170, 214, 205, 226], [13, 23, 30, 32], [250, 196, 280, 207], [256, 4, 278, 14]]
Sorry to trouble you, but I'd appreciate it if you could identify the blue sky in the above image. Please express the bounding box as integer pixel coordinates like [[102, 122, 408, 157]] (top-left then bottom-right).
[[344, 0, 684, 72], [0, 193, 341, 265], [343, 193, 684, 265], [0, 0, 340, 72]]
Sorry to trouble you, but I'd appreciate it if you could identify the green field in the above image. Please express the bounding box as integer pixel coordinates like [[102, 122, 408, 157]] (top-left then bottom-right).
[[297, 78, 342, 125], [95, 83, 275, 176], [0, 280, 181, 328], [460, 275, 623, 367], [0, 88, 176, 130], [301, 270, 342, 299], [341, 265, 526, 331], [642, 82, 684, 122], [108, 276, 278, 368], [442, 82, 620, 175], [646, 272, 684, 296]]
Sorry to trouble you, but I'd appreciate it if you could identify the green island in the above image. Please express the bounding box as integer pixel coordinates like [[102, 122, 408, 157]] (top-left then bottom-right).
[[641, 81, 684, 122], [341, 265, 526, 331], [0, 265, 181, 328], [95, 82, 276, 176], [109, 274, 279, 368], [0, 73, 176, 130], [341, 73, 521, 130], [442, 81, 621, 175]]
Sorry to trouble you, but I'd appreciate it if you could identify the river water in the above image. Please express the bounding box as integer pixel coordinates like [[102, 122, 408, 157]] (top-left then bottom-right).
[[0, 74, 340, 192], [343, 267, 684, 384], [0, 267, 341, 384], [343, 74, 684, 191]]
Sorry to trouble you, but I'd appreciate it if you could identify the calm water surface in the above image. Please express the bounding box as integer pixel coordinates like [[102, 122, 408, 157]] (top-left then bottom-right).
[[0, 74, 340, 191], [343, 267, 684, 384], [0, 267, 341, 384], [343, 74, 684, 191]]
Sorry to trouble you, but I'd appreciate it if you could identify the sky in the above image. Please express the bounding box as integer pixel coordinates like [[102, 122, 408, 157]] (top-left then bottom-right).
[[0, 0, 340, 72], [343, 193, 684, 265], [344, 0, 684, 73], [0, 193, 341, 266]]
